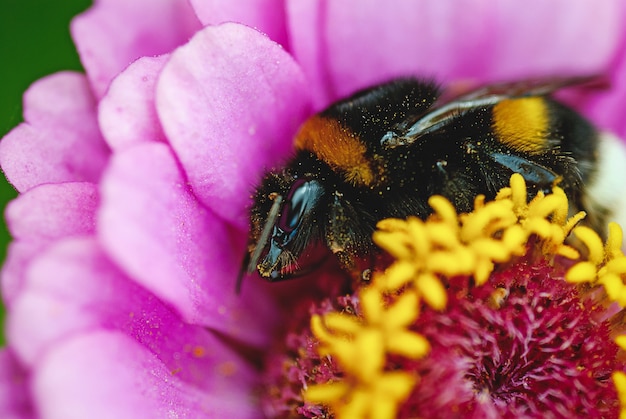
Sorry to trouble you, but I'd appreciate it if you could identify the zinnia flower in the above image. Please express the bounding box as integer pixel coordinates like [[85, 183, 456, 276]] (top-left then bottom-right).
[[263, 175, 626, 418], [1, 1, 626, 418]]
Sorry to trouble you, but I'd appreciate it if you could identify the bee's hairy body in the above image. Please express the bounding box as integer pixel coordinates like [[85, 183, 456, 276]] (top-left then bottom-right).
[[246, 78, 624, 281]]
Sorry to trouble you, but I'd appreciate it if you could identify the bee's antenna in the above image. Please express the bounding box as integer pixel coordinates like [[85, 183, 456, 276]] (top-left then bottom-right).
[[247, 195, 283, 275], [235, 194, 283, 294]]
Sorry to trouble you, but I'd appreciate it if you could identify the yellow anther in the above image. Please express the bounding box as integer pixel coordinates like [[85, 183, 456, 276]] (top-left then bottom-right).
[[508, 172, 529, 212], [565, 261, 598, 283], [556, 244, 580, 260], [474, 259, 495, 286], [428, 195, 458, 227], [387, 331, 431, 359], [425, 248, 475, 276], [563, 211, 586, 238], [415, 272, 447, 309], [384, 291, 420, 329], [304, 381, 350, 404], [613, 372, 626, 419], [460, 200, 515, 241], [406, 217, 432, 255], [615, 335, 626, 351], [573, 226, 605, 265], [607, 222, 625, 259], [379, 260, 417, 290], [372, 230, 414, 260]]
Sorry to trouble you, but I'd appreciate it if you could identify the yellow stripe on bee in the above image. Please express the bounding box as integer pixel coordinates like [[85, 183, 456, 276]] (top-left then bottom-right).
[[295, 115, 376, 187], [492, 97, 549, 154]]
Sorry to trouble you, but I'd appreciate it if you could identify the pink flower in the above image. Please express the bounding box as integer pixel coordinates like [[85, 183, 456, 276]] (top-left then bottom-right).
[[1, 0, 626, 417], [268, 252, 622, 417]]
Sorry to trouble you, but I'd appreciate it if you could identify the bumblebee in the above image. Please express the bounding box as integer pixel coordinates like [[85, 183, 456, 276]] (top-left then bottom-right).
[[242, 77, 626, 282]]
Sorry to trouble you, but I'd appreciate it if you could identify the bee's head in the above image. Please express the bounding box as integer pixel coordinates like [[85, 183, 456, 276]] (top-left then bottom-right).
[[247, 172, 326, 281]]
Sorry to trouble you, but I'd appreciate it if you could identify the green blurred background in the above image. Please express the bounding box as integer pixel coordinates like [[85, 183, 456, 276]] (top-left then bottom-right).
[[0, 0, 92, 346]]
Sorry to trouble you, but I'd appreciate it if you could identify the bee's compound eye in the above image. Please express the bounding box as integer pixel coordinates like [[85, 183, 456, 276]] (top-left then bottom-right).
[[278, 179, 324, 234]]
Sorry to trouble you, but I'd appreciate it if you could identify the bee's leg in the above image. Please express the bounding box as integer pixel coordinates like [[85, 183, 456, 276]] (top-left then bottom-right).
[[326, 191, 358, 270]]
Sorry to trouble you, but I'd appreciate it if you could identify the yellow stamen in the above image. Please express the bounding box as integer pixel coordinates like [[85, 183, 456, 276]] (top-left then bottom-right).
[[615, 335, 626, 351], [306, 173, 626, 417], [566, 261, 599, 284], [613, 372, 626, 419], [574, 226, 605, 265], [414, 272, 447, 310], [607, 222, 625, 259], [565, 222, 626, 316]]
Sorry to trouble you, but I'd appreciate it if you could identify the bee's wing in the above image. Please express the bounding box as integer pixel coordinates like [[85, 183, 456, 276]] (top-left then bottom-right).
[[380, 94, 504, 148], [380, 76, 604, 187], [382, 75, 604, 149]]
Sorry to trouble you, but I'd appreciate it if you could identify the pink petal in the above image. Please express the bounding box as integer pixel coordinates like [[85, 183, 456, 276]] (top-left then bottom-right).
[[582, 32, 626, 137], [0, 349, 33, 419], [71, 0, 202, 98], [287, 0, 624, 106], [481, 0, 622, 79], [1, 182, 99, 306], [98, 142, 281, 347], [284, 0, 329, 107], [5, 182, 98, 241], [190, 0, 288, 47], [157, 23, 312, 229], [0, 72, 109, 193], [98, 55, 168, 149], [1, 242, 44, 307], [34, 331, 260, 419], [9, 238, 258, 400]]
